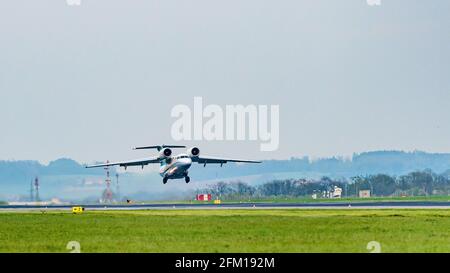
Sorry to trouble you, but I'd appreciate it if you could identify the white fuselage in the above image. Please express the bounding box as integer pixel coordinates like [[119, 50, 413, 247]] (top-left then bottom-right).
[[159, 154, 193, 179]]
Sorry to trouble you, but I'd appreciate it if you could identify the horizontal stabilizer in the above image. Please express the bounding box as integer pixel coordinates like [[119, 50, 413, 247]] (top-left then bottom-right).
[[133, 145, 186, 151]]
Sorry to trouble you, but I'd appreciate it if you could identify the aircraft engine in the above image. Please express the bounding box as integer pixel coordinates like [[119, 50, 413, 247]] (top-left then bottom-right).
[[160, 148, 172, 158], [189, 147, 200, 157]]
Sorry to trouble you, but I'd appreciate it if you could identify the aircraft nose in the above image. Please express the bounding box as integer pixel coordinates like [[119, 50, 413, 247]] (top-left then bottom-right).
[[180, 157, 192, 166]]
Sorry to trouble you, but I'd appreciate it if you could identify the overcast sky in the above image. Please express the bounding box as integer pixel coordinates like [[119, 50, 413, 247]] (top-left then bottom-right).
[[0, 0, 449, 164]]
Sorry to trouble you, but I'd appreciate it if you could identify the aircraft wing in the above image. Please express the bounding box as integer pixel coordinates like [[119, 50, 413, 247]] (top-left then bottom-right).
[[192, 156, 262, 165], [85, 157, 160, 169]]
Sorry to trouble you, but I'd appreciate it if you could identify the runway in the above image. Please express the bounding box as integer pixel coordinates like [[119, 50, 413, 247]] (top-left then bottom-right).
[[0, 201, 449, 211]]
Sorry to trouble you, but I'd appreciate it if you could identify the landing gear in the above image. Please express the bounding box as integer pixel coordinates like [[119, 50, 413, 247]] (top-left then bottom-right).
[[185, 176, 190, 184], [163, 177, 168, 184]]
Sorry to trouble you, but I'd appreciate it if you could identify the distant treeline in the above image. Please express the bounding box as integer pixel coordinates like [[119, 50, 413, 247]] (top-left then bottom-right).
[[196, 170, 450, 199], [190, 150, 450, 180]]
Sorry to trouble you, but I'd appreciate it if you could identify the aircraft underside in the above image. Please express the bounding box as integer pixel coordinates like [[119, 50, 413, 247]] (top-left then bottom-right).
[[161, 165, 191, 184]]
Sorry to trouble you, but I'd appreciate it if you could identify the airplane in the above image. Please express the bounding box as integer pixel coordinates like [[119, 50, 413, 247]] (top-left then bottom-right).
[[85, 145, 262, 184]]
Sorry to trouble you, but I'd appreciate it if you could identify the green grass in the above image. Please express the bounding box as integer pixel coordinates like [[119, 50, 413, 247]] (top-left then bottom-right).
[[0, 209, 449, 253]]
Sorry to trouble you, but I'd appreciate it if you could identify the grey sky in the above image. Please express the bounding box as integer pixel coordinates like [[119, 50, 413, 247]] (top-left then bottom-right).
[[1, 0, 449, 164]]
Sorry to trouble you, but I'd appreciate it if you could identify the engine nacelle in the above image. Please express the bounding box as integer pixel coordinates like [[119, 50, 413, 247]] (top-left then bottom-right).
[[188, 147, 200, 157], [160, 148, 172, 158]]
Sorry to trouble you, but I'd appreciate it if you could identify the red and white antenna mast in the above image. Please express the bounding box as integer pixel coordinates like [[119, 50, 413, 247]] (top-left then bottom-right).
[[102, 161, 114, 203]]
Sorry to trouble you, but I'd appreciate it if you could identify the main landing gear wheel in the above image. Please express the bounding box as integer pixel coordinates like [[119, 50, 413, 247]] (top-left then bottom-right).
[[185, 176, 190, 183], [163, 177, 168, 184]]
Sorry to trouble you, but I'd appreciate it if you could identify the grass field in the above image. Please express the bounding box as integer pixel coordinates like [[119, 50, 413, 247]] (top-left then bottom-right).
[[0, 209, 449, 253]]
